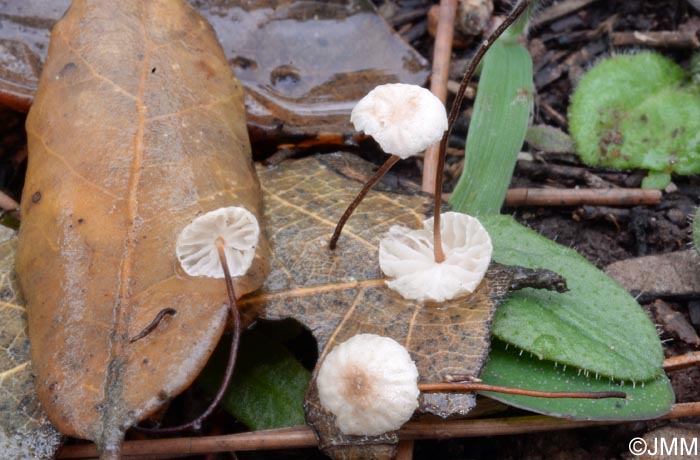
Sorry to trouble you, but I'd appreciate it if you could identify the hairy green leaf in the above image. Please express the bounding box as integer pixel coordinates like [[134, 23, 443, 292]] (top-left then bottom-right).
[[480, 340, 674, 420], [449, 41, 533, 215], [482, 215, 663, 381], [569, 52, 700, 185]]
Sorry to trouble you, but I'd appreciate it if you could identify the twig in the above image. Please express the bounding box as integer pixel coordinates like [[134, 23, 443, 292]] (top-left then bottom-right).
[[422, 0, 458, 194], [58, 402, 700, 459], [532, 0, 599, 28], [419, 382, 626, 399], [663, 351, 700, 371], [611, 31, 700, 49], [505, 188, 661, 207], [517, 161, 616, 188]]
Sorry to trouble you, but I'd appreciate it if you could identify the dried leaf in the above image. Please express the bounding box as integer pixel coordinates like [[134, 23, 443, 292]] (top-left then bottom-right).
[[248, 153, 564, 460], [0, 227, 62, 460], [16, 1, 269, 457], [0, 0, 429, 141]]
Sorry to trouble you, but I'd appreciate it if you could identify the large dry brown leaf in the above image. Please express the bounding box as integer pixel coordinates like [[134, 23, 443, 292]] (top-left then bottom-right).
[[250, 153, 565, 460], [0, 227, 62, 460], [0, 0, 429, 140], [16, 1, 269, 457]]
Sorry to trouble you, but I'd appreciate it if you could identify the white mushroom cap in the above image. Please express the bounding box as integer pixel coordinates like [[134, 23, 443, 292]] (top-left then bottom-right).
[[379, 212, 492, 302], [316, 333, 420, 436], [176, 206, 260, 278], [351, 83, 448, 159]]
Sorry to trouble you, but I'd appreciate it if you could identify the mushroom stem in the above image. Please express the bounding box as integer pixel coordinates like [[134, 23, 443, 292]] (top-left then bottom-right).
[[133, 238, 241, 434], [419, 382, 627, 400], [330, 155, 400, 250], [432, 0, 532, 263]]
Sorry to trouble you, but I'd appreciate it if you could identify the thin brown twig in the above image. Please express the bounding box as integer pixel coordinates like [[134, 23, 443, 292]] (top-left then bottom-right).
[[422, 0, 458, 194], [504, 188, 662, 207], [663, 351, 700, 371], [58, 402, 700, 459], [133, 239, 241, 434], [329, 155, 400, 249], [611, 31, 700, 49], [419, 382, 626, 399]]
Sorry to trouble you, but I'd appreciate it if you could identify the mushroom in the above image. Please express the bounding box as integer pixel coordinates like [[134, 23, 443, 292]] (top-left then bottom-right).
[[176, 206, 259, 278], [136, 206, 259, 432], [316, 333, 420, 436], [379, 211, 492, 302], [351, 83, 448, 159], [330, 83, 448, 249]]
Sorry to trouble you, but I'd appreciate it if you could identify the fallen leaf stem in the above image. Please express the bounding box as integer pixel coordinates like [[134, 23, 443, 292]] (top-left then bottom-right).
[[329, 155, 400, 250], [504, 188, 662, 207], [59, 402, 700, 459], [432, 0, 532, 263], [133, 239, 241, 434], [663, 351, 700, 371], [418, 382, 627, 399], [421, 0, 458, 193], [129, 309, 177, 343]]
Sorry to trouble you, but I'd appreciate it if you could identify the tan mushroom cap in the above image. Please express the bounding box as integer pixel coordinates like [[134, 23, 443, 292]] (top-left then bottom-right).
[[379, 212, 492, 302], [351, 83, 448, 159], [316, 333, 420, 436], [176, 206, 260, 278]]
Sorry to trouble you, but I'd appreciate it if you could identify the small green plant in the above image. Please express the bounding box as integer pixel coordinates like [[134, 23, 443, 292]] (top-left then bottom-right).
[[448, 8, 672, 419], [569, 52, 700, 189]]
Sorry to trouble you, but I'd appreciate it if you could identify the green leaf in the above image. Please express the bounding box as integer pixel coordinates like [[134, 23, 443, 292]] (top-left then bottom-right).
[[449, 41, 533, 216], [641, 171, 672, 190], [198, 327, 310, 430], [480, 340, 674, 420], [481, 214, 663, 381], [569, 52, 700, 176]]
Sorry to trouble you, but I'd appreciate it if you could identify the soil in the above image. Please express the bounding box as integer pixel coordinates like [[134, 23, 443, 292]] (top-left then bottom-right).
[[2, 0, 700, 459]]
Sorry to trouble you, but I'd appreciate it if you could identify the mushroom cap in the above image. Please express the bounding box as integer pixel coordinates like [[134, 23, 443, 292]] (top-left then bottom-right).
[[379, 212, 492, 302], [350, 83, 448, 159], [316, 333, 420, 436], [176, 206, 260, 278]]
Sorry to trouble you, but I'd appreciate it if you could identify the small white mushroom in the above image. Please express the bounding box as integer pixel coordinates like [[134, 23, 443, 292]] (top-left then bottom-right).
[[316, 333, 420, 436], [351, 83, 448, 159], [379, 212, 492, 302], [176, 206, 259, 278]]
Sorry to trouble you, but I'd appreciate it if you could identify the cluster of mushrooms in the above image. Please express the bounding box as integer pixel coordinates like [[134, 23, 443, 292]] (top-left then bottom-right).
[[174, 83, 493, 436]]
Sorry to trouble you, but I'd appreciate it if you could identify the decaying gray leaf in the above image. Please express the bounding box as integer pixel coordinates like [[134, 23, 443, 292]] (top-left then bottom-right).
[[0, 227, 61, 460], [249, 153, 565, 460]]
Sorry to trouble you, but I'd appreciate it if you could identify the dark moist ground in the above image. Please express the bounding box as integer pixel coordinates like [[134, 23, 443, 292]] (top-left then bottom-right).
[[2, 0, 699, 458]]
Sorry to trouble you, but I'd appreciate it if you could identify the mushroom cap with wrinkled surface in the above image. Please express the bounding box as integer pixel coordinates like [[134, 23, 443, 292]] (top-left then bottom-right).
[[379, 211, 492, 302], [176, 206, 260, 278], [350, 83, 448, 159], [316, 333, 420, 436]]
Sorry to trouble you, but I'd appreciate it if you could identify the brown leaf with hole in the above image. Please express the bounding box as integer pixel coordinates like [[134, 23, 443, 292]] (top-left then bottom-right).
[[16, 1, 269, 457], [250, 153, 566, 460], [0, 227, 62, 460]]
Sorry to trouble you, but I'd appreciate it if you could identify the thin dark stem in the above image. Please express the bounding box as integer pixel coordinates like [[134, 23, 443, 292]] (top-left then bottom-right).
[[329, 155, 400, 250], [130, 308, 177, 343], [133, 238, 241, 434], [419, 382, 626, 400], [432, 0, 533, 263]]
